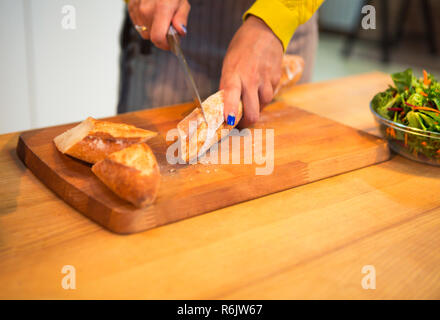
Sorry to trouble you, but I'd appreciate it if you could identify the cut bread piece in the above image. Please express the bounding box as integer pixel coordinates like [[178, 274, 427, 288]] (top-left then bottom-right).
[[91, 143, 161, 208], [177, 90, 243, 163], [53, 117, 157, 164], [275, 54, 305, 95]]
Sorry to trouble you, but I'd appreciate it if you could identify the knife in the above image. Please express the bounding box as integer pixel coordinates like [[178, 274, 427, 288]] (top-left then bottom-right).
[[167, 26, 207, 122]]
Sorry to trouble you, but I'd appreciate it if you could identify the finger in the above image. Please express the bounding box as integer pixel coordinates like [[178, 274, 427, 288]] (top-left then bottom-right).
[[151, 1, 179, 50], [239, 81, 260, 128], [128, 0, 150, 39], [220, 74, 242, 126], [137, 0, 155, 39], [127, 0, 142, 27], [172, 1, 191, 36], [258, 81, 274, 110], [271, 64, 282, 89]]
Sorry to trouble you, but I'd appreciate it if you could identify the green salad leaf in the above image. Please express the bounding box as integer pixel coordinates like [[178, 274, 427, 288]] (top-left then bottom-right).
[[391, 69, 414, 93], [406, 111, 422, 129], [371, 90, 397, 118], [407, 93, 425, 106]]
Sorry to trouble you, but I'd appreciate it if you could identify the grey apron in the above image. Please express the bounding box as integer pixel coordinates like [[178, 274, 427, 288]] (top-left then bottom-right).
[[118, 0, 318, 113]]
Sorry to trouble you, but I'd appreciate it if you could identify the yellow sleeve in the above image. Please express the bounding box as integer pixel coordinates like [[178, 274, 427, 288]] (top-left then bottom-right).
[[243, 0, 324, 51]]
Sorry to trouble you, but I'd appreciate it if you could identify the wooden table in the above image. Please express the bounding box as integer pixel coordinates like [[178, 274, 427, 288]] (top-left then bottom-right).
[[1, 72, 439, 299]]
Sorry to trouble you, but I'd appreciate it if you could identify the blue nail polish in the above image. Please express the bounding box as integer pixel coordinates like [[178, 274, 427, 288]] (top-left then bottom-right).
[[227, 114, 236, 126], [181, 24, 187, 35]]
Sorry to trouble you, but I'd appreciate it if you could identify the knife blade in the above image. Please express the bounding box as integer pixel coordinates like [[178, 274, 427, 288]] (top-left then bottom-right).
[[167, 26, 207, 121]]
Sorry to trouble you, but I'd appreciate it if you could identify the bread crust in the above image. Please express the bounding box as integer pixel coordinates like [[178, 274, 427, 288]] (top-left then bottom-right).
[[91, 143, 160, 208], [54, 117, 157, 164], [66, 133, 149, 164]]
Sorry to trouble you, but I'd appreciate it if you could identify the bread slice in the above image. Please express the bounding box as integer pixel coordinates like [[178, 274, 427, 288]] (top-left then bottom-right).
[[177, 90, 243, 163], [275, 54, 305, 95], [53, 117, 157, 164], [91, 143, 161, 208]]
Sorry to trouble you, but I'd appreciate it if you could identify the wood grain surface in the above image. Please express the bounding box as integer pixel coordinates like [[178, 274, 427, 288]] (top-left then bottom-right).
[[1, 72, 440, 299], [16, 102, 389, 234]]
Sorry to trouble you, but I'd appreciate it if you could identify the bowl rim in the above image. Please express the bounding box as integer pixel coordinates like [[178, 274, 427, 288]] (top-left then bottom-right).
[[370, 102, 440, 139]]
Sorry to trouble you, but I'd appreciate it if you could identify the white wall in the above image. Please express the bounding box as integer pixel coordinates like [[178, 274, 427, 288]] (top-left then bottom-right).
[[0, 0, 32, 133], [0, 0, 125, 134]]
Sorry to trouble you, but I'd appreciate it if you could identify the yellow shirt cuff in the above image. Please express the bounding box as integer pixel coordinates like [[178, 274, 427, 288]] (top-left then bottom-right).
[[243, 0, 300, 51], [243, 0, 302, 51]]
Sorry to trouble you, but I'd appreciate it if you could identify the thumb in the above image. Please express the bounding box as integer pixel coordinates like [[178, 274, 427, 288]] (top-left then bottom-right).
[[172, 1, 191, 36]]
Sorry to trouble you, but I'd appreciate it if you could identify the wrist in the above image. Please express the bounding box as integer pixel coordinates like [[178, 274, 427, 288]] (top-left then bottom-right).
[[244, 15, 283, 51]]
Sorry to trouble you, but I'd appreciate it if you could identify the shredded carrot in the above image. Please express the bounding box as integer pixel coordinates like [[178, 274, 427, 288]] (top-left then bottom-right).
[[437, 149, 440, 154], [386, 127, 396, 138], [423, 70, 431, 86], [421, 141, 427, 147], [412, 106, 440, 113], [404, 133, 408, 147], [420, 91, 428, 97]]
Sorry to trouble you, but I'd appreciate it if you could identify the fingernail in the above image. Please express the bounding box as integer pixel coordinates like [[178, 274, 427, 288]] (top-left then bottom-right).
[[181, 24, 187, 35], [227, 113, 236, 126]]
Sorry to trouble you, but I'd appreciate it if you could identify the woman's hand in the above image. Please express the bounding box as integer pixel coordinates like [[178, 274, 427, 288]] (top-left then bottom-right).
[[220, 16, 284, 127], [127, 0, 191, 50]]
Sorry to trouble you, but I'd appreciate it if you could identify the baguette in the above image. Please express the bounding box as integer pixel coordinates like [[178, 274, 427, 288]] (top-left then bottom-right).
[[274, 54, 305, 95], [177, 90, 243, 163], [53, 117, 157, 164], [91, 143, 161, 208]]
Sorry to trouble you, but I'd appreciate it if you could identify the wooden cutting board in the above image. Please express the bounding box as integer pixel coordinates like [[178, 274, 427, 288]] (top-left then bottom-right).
[[16, 101, 390, 234]]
